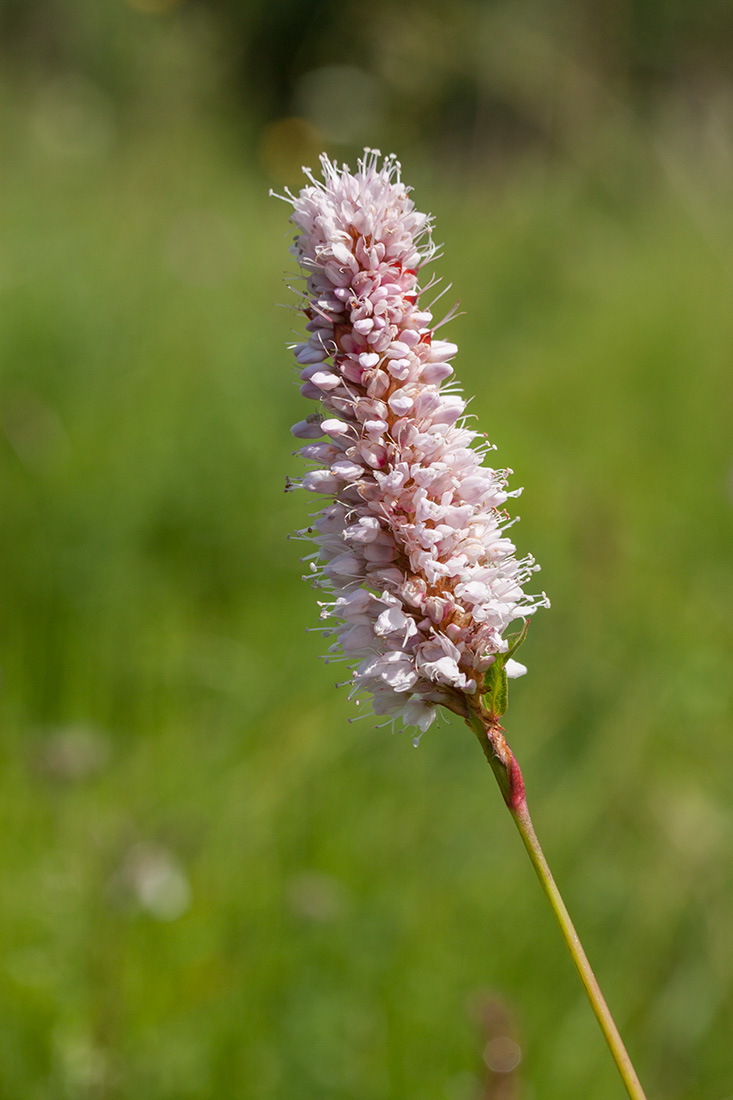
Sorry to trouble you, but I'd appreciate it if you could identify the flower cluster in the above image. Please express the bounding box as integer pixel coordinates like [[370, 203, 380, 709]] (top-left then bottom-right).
[[281, 150, 548, 736]]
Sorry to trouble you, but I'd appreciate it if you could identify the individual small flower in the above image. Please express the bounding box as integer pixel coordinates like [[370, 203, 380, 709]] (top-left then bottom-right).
[[278, 150, 548, 737]]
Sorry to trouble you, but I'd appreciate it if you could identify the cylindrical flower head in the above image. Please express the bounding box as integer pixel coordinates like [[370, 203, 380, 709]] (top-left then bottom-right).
[[280, 150, 548, 737]]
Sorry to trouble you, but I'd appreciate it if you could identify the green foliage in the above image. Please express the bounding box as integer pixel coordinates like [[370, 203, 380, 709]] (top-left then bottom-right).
[[3, 0, 733, 164], [483, 659, 509, 720], [1, 85, 732, 1100], [482, 621, 529, 718]]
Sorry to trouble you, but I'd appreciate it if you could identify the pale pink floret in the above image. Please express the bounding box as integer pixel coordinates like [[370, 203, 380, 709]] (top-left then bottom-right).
[[281, 150, 548, 736]]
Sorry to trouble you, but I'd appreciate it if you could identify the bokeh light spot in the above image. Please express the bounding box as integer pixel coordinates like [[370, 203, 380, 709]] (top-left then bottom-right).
[[483, 1035, 522, 1073], [294, 64, 383, 144], [30, 75, 115, 163], [258, 116, 325, 186], [110, 843, 192, 922]]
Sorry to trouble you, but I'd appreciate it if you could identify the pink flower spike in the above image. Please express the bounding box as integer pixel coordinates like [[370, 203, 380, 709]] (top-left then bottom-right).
[[279, 150, 548, 735]]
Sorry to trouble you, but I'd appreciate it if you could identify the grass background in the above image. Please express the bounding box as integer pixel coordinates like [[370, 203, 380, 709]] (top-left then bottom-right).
[[1, 57, 732, 1100]]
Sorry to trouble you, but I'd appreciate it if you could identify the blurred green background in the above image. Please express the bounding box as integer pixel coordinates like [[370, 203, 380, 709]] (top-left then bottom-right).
[[1, 1, 732, 1098]]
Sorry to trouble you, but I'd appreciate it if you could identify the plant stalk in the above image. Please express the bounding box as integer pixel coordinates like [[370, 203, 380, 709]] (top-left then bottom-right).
[[466, 708, 648, 1100]]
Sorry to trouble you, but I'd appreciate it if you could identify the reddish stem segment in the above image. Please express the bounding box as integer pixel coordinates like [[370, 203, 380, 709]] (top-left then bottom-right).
[[466, 709, 649, 1100]]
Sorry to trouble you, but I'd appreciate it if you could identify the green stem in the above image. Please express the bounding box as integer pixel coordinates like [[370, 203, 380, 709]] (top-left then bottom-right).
[[465, 709, 648, 1100]]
